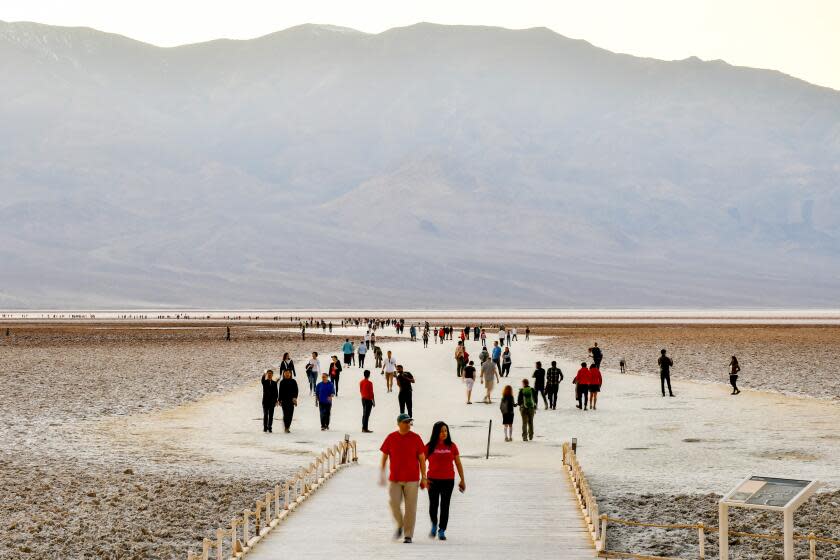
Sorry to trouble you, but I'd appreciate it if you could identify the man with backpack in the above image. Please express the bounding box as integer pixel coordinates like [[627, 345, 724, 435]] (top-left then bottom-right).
[[517, 379, 537, 441], [589, 342, 603, 369]]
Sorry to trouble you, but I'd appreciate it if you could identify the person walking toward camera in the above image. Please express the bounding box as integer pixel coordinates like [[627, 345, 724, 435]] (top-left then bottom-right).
[[382, 350, 398, 392], [380, 414, 427, 544], [425, 421, 465, 541], [358, 340, 367, 368], [396, 365, 416, 418], [278, 368, 298, 433], [315, 373, 335, 430], [501, 346, 512, 377], [481, 356, 500, 403], [658, 349, 675, 397], [729, 355, 741, 395], [306, 352, 320, 395], [360, 370, 375, 432], [546, 361, 563, 409], [261, 369, 279, 433]]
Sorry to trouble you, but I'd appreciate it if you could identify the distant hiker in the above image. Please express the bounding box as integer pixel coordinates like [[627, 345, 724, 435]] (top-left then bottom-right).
[[433, 328, 439, 344], [396, 365, 416, 418], [499, 385, 516, 441], [480, 357, 500, 404], [360, 370, 375, 432], [619, 358, 626, 374], [532, 361, 548, 409], [380, 414, 427, 544], [511, 328, 518, 341], [478, 346, 490, 364], [480, 329, 487, 347], [278, 369, 299, 433], [491, 341, 502, 375], [463, 360, 476, 404], [261, 369, 279, 433], [374, 345, 383, 369], [517, 379, 537, 441], [328, 321, 333, 333], [329, 355, 343, 396], [410, 325, 417, 341], [382, 350, 398, 392], [729, 356, 741, 395], [422, 329, 429, 348], [658, 349, 675, 397], [425, 421, 465, 541], [358, 340, 367, 368], [573, 362, 590, 410], [506, 329, 511, 346], [589, 343, 603, 369], [473, 326, 480, 341], [438, 327, 445, 342], [279, 352, 296, 377], [301, 324, 306, 341], [342, 338, 353, 366], [315, 373, 336, 430], [525, 326, 530, 341], [454, 342, 466, 377], [306, 352, 321, 396], [498, 327, 506, 347], [546, 361, 563, 410], [501, 346, 512, 377], [225, 326, 231, 341], [588, 363, 602, 410]]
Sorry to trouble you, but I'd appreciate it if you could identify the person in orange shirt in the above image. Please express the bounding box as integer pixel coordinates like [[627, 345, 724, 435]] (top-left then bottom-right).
[[588, 363, 602, 410]]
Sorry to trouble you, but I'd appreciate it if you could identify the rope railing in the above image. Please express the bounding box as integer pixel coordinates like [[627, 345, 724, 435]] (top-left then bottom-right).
[[561, 442, 838, 560], [187, 438, 358, 560]]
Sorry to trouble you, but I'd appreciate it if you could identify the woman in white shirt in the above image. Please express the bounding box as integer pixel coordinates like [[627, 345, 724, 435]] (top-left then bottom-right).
[[381, 350, 398, 393]]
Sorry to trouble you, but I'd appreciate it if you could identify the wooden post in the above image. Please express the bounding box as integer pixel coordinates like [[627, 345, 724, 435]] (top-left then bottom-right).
[[242, 510, 250, 545], [719, 502, 729, 560], [201, 537, 210, 560], [284, 482, 291, 509], [274, 484, 281, 517], [230, 519, 237, 553], [486, 419, 492, 459], [215, 527, 224, 560], [600, 514, 608, 552], [698, 523, 705, 559], [255, 500, 263, 535], [342, 433, 350, 464], [808, 533, 816, 560], [783, 509, 794, 560], [265, 492, 273, 522]]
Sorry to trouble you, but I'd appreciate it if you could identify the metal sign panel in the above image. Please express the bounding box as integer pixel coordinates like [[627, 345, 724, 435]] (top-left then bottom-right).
[[724, 476, 811, 508]]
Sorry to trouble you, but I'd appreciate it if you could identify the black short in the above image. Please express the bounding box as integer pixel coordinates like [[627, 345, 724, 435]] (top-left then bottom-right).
[[502, 413, 514, 424], [589, 384, 601, 393]]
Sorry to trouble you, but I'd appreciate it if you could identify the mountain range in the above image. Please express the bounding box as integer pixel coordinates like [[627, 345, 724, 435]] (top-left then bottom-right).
[[1, 20, 839, 308]]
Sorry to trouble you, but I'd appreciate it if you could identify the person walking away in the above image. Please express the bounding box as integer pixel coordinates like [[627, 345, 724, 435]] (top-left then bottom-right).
[[480, 357, 500, 403], [422, 329, 429, 348], [501, 347, 512, 377], [410, 325, 417, 341], [491, 341, 502, 375], [433, 327, 438, 344], [619, 358, 626, 374], [278, 369, 298, 433], [546, 361, 563, 409], [301, 324, 306, 341], [360, 370, 375, 432], [382, 350, 398, 392], [358, 340, 367, 368], [658, 349, 675, 397], [499, 385, 516, 441], [463, 360, 476, 404], [512, 328, 518, 341], [729, 355, 741, 395], [478, 345, 490, 364], [588, 363, 602, 410], [525, 326, 530, 341], [226, 326, 231, 341], [532, 361, 548, 409], [380, 414, 427, 544], [425, 421, 465, 541], [498, 327, 506, 348], [438, 327, 445, 343], [517, 379, 537, 441], [480, 329, 487, 348], [573, 362, 590, 410], [342, 338, 354, 367], [306, 352, 321, 396], [473, 326, 480, 341], [396, 365, 416, 417], [506, 329, 511, 346], [261, 369, 279, 433], [279, 352, 296, 377], [315, 373, 336, 430], [454, 342, 466, 377], [589, 342, 603, 369], [374, 345, 383, 368], [329, 355, 343, 396]]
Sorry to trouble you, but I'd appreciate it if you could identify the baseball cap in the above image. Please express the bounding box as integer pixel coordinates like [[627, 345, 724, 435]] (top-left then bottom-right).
[[396, 413, 413, 424]]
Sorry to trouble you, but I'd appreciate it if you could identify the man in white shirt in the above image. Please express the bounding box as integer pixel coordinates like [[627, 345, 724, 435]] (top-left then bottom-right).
[[498, 328, 506, 346], [382, 350, 398, 393], [512, 328, 518, 341]]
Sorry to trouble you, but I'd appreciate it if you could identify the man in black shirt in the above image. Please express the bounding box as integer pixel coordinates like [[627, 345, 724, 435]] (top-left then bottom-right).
[[545, 361, 564, 410], [589, 343, 603, 369], [396, 365, 416, 418], [261, 369, 279, 432], [658, 349, 674, 397]]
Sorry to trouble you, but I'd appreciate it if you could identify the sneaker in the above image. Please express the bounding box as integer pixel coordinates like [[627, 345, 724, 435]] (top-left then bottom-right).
[[393, 528, 403, 540], [403, 537, 412, 544], [438, 530, 446, 541], [430, 524, 437, 538]]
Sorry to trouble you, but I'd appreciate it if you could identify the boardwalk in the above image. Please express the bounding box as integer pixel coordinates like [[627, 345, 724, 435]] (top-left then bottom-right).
[[247, 460, 593, 559]]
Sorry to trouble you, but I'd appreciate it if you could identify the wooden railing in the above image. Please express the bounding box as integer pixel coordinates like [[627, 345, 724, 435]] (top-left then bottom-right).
[[187, 439, 358, 560], [560, 442, 839, 560]]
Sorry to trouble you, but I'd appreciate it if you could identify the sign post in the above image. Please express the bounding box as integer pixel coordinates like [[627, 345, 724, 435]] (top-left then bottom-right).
[[718, 476, 822, 560]]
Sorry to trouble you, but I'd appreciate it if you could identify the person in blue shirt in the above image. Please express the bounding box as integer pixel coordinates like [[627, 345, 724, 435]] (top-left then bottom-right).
[[315, 373, 336, 430], [342, 339, 354, 367], [491, 342, 503, 375]]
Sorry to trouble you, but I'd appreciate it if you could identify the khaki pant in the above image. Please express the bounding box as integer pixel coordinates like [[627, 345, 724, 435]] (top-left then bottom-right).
[[388, 481, 419, 538]]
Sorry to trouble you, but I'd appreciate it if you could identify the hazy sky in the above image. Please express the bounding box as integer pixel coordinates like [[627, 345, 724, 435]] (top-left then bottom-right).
[[3, 0, 839, 90]]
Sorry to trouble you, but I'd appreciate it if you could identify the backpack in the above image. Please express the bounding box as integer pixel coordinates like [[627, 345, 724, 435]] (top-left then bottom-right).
[[521, 387, 536, 409]]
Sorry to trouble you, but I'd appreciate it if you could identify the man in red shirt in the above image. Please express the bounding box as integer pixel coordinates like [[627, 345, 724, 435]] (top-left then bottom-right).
[[574, 362, 590, 410], [380, 413, 427, 543], [360, 370, 375, 433]]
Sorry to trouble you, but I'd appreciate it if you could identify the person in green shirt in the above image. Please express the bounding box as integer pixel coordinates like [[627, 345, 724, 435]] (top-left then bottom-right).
[[517, 379, 537, 441]]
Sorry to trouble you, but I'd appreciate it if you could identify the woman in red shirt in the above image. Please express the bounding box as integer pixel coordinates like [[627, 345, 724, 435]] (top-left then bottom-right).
[[425, 421, 466, 541], [588, 363, 602, 410]]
